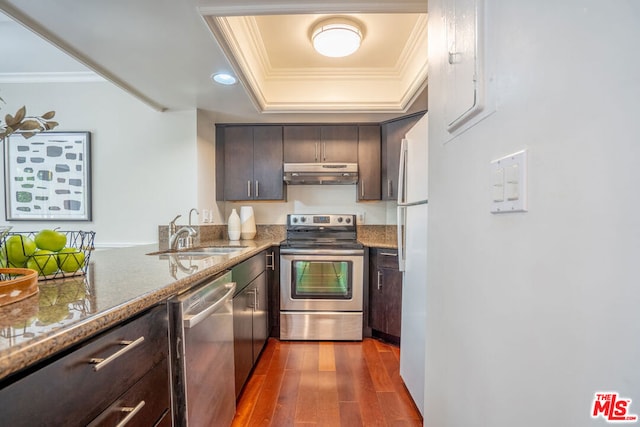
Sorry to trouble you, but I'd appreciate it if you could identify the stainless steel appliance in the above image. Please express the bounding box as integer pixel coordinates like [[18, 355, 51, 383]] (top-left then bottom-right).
[[280, 214, 364, 340], [168, 271, 236, 427], [283, 162, 358, 184]]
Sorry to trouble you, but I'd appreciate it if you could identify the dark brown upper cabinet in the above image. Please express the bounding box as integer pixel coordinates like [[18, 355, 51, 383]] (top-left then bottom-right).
[[283, 125, 358, 163], [381, 113, 426, 201], [220, 126, 284, 201], [357, 125, 381, 201]]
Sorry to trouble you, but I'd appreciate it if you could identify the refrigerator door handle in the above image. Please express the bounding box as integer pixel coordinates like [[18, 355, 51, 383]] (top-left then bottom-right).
[[397, 205, 407, 272], [397, 139, 408, 205]]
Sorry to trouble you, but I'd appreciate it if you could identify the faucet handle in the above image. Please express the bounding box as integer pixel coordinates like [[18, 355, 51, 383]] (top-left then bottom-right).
[[169, 215, 181, 233]]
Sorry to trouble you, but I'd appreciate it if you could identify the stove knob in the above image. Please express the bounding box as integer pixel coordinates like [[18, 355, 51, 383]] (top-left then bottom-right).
[[337, 217, 343, 223], [345, 217, 351, 224], [300, 216, 306, 223], [292, 217, 298, 224]]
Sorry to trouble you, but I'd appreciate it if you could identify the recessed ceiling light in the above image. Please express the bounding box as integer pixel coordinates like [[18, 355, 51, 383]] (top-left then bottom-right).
[[312, 18, 363, 58], [212, 73, 237, 85]]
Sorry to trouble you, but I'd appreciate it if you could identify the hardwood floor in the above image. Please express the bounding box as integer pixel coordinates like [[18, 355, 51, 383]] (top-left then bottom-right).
[[232, 338, 423, 427]]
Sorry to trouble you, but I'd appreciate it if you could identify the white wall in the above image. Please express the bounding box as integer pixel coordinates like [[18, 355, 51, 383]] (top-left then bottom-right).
[[426, 1, 640, 426], [0, 82, 198, 247], [225, 185, 390, 225]]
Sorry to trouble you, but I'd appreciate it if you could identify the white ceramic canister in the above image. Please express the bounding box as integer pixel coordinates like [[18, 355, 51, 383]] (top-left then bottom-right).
[[228, 208, 241, 240], [239, 206, 256, 240]]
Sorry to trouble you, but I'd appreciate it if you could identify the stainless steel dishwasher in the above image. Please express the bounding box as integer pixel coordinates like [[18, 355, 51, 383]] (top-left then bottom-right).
[[168, 270, 236, 427]]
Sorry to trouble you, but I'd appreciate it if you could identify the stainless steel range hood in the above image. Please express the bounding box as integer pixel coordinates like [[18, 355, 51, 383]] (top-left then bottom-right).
[[283, 163, 358, 185]]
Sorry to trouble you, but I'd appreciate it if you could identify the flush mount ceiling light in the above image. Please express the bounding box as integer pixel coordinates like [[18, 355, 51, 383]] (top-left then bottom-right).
[[211, 73, 237, 85], [312, 18, 363, 58]]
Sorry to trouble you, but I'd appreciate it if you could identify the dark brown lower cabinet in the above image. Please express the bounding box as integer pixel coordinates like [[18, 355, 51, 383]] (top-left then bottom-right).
[[232, 251, 269, 398], [0, 304, 170, 426], [369, 248, 403, 340]]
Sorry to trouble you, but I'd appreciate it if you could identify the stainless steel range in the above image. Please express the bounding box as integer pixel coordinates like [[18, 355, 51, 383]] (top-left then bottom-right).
[[280, 214, 364, 341]]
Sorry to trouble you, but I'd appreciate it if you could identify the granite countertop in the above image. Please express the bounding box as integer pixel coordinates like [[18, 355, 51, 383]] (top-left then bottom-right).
[[357, 225, 398, 249], [0, 239, 274, 382]]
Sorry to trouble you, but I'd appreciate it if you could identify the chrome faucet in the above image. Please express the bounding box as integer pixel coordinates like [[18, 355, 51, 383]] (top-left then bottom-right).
[[169, 214, 197, 250], [189, 208, 199, 226]]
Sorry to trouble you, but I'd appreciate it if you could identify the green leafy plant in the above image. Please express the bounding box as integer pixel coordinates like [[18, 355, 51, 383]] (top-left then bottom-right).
[[0, 95, 58, 139]]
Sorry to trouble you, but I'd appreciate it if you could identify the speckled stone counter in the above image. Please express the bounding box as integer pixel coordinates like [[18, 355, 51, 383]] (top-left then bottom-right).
[[0, 238, 274, 382], [357, 225, 398, 249]]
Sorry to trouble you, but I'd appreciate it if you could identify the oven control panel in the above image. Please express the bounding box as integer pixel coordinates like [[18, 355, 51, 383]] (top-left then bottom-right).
[[288, 214, 355, 227]]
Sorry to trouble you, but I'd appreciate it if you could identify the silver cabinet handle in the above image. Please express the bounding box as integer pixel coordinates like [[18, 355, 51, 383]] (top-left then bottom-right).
[[314, 142, 318, 162], [254, 288, 259, 311], [266, 252, 275, 270], [377, 271, 383, 290], [115, 400, 146, 427], [323, 142, 326, 161], [247, 289, 256, 309], [255, 180, 259, 198], [361, 181, 365, 198], [247, 180, 251, 198], [387, 179, 393, 198], [89, 336, 145, 371], [380, 252, 397, 257]]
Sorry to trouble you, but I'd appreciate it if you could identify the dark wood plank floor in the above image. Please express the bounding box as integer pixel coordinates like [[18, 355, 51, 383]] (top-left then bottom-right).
[[232, 338, 423, 427]]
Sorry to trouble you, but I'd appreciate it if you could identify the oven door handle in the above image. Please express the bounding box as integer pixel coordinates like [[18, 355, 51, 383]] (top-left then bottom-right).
[[280, 248, 364, 256]]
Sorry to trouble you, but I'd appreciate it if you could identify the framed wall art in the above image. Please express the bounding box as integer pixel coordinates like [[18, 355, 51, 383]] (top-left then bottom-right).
[[4, 132, 92, 221]]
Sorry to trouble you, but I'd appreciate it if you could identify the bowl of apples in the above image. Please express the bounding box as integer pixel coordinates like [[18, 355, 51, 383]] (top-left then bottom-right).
[[1, 229, 95, 280]]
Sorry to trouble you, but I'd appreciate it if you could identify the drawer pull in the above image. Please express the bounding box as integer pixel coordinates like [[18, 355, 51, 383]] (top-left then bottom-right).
[[377, 271, 383, 290], [380, 252, 397, 257], [89, 336, 145, 371], [115, 400, 146, 427]]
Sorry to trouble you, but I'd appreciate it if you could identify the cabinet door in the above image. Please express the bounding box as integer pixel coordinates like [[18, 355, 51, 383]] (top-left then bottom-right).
[[224, 126, 254, 201], [283, 126, 321, 162], [368, 249, 403, 338], [321, 125, 358, 163], [369, 262, 386, 333], [382, 268, 403, 337], [88, 359, 169, 427], [357, 125, 381, 201], [252, 272, 269, 363], [0, 306, 168, 426], [253, 126, 284, 200], [381, 114, 424, 201], [266, 247, 280, 338], [233, 285, 255, 397]]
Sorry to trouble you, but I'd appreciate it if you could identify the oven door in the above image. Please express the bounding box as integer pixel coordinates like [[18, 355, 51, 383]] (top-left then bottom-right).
[[280, 249, 364, 312]]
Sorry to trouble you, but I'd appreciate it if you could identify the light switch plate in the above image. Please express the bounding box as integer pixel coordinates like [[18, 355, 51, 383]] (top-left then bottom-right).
[[490, 150, 527, 213]]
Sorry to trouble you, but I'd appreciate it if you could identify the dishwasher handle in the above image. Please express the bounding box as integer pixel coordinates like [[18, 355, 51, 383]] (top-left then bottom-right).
[[184, 282, 236, 329]]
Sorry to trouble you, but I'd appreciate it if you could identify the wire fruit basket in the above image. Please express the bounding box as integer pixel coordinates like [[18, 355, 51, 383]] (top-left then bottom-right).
[[0, 230, 95, 281]]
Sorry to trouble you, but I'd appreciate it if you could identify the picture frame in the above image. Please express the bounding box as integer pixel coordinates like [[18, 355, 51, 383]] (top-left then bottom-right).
[[4, 131, 92, 221]]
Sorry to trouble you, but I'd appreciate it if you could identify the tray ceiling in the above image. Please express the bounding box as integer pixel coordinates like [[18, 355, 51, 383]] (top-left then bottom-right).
[[204, 13, 428, 113]]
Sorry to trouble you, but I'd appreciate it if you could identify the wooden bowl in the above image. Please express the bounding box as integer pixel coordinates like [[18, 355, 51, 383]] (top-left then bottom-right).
[[0, 268, 39, 306]]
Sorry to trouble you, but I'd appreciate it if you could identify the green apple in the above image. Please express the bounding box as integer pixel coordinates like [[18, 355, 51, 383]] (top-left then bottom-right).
[[34, 229, 67, 252], [57, 247, 86, 273], [5, 235, 37, 265], [27, 250, 59, 276]]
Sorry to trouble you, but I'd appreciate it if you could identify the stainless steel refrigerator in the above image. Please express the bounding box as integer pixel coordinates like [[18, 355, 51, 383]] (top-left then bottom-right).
[[397, 113, 428, 416]]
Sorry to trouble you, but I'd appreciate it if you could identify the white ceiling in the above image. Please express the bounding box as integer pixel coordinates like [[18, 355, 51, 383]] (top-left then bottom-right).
[[0, 0, 428, 123]]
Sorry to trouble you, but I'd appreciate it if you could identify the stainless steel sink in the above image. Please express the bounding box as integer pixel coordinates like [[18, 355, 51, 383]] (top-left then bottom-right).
[[147, 246, 248, 258]]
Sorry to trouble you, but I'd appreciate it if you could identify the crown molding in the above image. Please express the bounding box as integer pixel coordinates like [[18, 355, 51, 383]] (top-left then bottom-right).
[[198, 1, 427, 17]]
